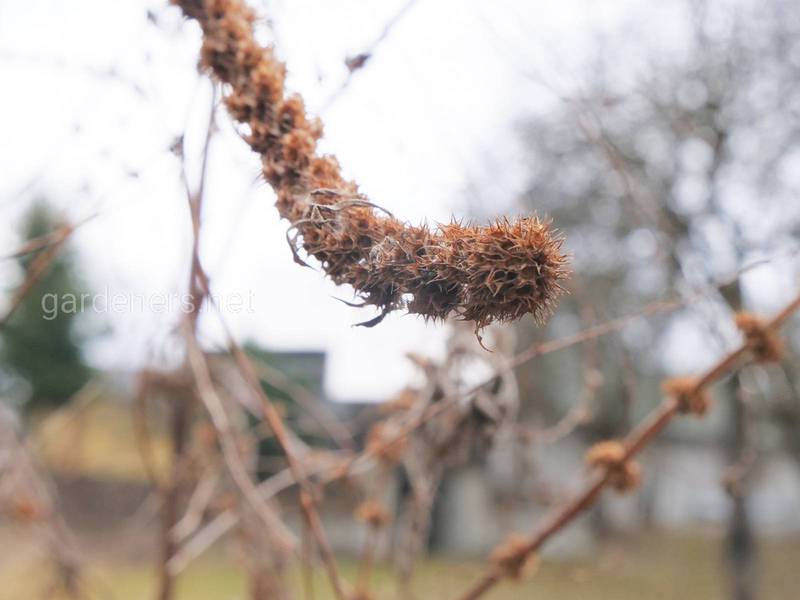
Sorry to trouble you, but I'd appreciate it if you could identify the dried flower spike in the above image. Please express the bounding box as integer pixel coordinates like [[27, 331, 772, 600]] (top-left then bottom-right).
[[172, 0, 569, 331], [490, 533, 539, 580], [585, 440, 641, 493], [735, 312, 785, 364]]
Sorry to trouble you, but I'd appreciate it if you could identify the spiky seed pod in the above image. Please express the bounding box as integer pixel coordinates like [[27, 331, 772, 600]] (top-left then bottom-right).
[[585, 440, 641, 493], [735, 312, 785, 364], [661, 376, 713, 417], [490, 533, 539, 580], [172, 0, 569, 330], [354, 500, 392, 529]]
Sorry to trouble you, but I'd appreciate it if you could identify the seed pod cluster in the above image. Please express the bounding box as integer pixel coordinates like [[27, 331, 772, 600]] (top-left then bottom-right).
[[585, 440, 641, 493], [173, 0, 568, 329], [489, 533, 539, 580], [661, 376, 712, 417], [735, 312, 785, 364]]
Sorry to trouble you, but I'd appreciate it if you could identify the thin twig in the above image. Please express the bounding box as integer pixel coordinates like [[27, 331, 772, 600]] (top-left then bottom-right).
[[226, 340, 349, 600], [166, 451, 344, 574], [172, 470, 220, 542], [155, 85, 219, 600], [252, 359, 354, 451], [319, 0, 420, 112], [185, 332, 297, 550], [0, 226, 72, 328]]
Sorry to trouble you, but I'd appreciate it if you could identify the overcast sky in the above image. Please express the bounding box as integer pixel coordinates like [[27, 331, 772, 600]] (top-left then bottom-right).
[[0, 0, 736, 400]]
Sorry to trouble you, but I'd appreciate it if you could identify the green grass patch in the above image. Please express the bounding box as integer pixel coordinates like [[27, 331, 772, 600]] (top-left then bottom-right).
[[1, 532, 798, 600]]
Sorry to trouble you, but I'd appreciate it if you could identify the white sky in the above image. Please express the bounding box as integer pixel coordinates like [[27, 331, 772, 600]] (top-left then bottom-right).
[[1, 0, 766, 401]]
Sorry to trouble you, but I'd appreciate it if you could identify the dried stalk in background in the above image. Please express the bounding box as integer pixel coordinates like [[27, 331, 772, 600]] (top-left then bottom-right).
[[0, 408, 85, 598], [172, 0, 568, 331], [456, 294, 800, 600], [0, 224, 72, 328], [389, 323, 519, 593]]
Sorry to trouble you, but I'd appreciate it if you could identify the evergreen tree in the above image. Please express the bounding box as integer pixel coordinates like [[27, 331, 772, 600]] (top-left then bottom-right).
[[1, 200, 92, 411]]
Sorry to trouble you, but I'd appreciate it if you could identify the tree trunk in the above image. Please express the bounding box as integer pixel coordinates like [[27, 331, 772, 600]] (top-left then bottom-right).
[[719, 282, 757, 600], [724, 380, 757, 600]]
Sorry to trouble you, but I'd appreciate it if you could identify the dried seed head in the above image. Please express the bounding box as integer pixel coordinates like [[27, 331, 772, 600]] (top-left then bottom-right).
[[365, 421, 407, 465], [585, 440, 626, 465], [11, 497, 44, 522], [585, 440, 641, 493], [355, 499, 392, 528], [661, 376, 712, 417], [735, 312, 785, 364], [490, 533, 539, 580], [172, 0, 569, 332]]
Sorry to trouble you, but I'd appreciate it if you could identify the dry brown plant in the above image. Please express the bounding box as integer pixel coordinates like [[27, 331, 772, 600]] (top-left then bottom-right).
[[6, 4, 795, 600], [171, 0, 568, 334], [455, 296, 800, 600]]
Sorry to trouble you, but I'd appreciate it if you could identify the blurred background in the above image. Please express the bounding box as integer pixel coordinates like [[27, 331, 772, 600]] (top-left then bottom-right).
[[1, 0, 800, 598]]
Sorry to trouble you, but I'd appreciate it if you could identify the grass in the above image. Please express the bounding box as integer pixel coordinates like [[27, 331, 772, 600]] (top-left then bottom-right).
[[13, 401, 799, 599], [33, 397, 170, 482], [1, 531, 798, 600]]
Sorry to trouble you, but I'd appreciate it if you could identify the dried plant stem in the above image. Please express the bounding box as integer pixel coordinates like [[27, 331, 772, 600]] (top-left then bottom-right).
[[168, 286, 798, 581], [0, 413, 85, 598], [320, 0, 420, 112], [511, 251, 794, 370], [518, 304, 600, 445], [133, 374, 165, 488], [356, 525, 380, 595], [511, 299, 681, 367], [167, 510, 238, 576], [185, 333, 296, 549], [166, 452, 344, 574], [227, 341, 348, 600], [2, 223, 72, 261], [456, 292, 800, 600], [768, 294, 800, 329], [354, 468, 392, 597], [196, 273, 347, 596], [253, 360, 354, 451], [300, 522, 316, 600], [0, 226, 71, 328], [156, 87, 219, 600], [157, 393, 192, 600], [1, 211, 98, 263], [171, 470, 220, 542], [178, 86, 297, 555]]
